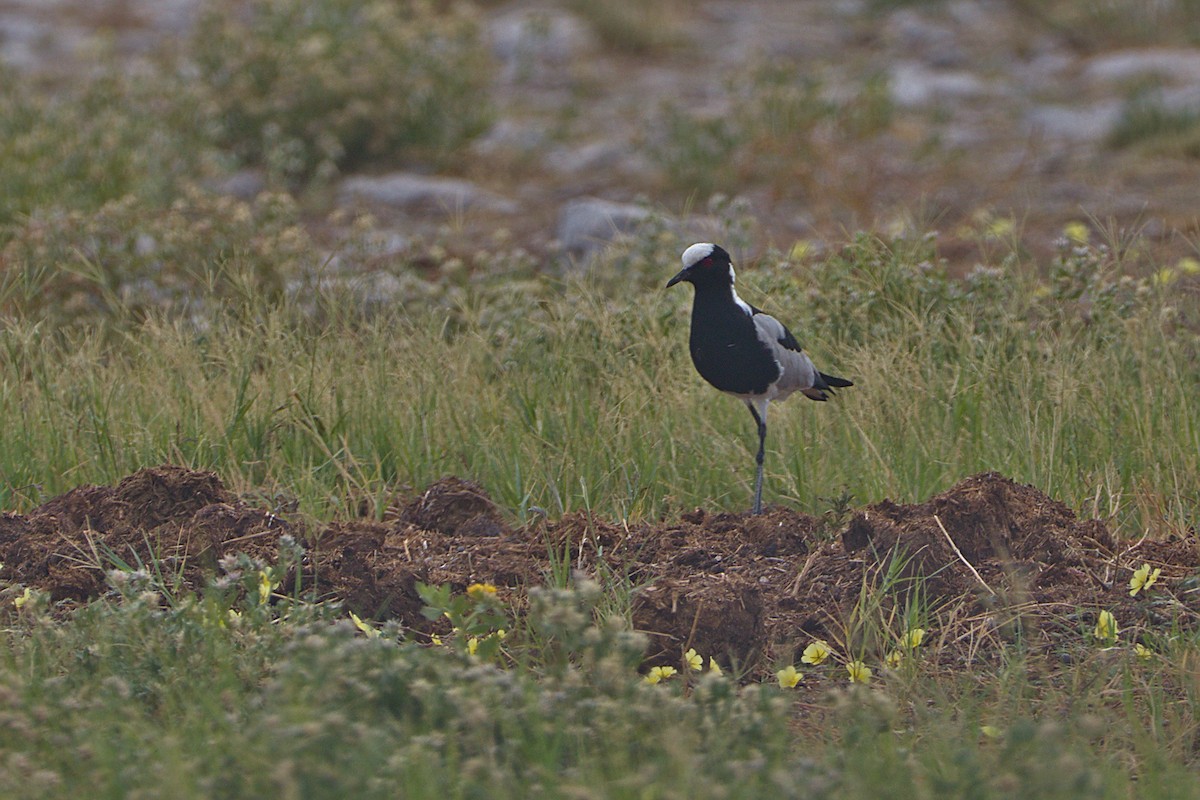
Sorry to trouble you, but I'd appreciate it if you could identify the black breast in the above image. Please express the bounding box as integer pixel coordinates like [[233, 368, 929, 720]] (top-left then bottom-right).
[[688, 298, 780, 395]]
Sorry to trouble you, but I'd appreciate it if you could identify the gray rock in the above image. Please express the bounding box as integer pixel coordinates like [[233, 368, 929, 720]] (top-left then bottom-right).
[[359, 231, 410, 260], [887, 9, 964, 68], [488, 8, 596, 84], [889, 62, 989, 107], [1084, 49, 1200, 85], [1016, 48, 1074, 88], [211, 170, 267, 201], [469, 119, 550, 157], [127, 0, 202, 33], [338, 173, 518, 215], [1026, 102, 1123, 142], [945, 0, 991, 27], [1160, 84, 1200, 113], [545, 140, 654, 177], [0, 17, 71, 71], [557, 198, 654, 261]]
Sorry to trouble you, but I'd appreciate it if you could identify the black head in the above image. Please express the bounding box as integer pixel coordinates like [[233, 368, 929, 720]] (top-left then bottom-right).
[[666, 243, 734, 289]]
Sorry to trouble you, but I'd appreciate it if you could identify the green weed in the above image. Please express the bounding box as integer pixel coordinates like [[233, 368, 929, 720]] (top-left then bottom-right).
[[1011, 0, 1200, 51], [650, 62, 894, 199], [565, 0, 683, 54], [1108, 90, 1200, 157], [4, 571, 1200, 797], [189, 0, 493, 183]]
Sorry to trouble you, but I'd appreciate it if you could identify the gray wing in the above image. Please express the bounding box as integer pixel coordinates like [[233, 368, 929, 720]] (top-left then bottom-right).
[[752, 312, 819, 400]]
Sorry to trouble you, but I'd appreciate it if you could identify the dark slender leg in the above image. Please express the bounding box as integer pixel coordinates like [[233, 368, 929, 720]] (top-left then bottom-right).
[[746, 403, 767, 514]]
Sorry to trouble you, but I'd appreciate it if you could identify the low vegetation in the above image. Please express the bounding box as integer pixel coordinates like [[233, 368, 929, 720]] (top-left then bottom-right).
[[190, 0, 492, 182], [650, 62, 893, 198], [2, 0, 1200, 796]]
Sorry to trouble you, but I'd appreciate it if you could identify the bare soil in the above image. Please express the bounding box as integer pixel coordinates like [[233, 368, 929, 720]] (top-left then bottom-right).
[[3, 466, 1197, 673]]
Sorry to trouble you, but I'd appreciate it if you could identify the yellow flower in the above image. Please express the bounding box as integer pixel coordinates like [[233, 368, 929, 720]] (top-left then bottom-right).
[[776, 665, 802, 689], [466, 582, 498, 600], [801, 640, 832, 666], [846, 660, 872, 684], [349, 611, 380, 638], [644, 666, 677, 685], [227, 609, 242, 622], [986, 217, 1015, 238], [430, 633, 443, 646], [494, 628, 507, 640], [257, 570, 276, 604], [708, 657, 723, 676], [13, 587, 33, 609], [1129, 563, 1161, 596], [1134, 643, 1153, 660], [684, 648, 703, 671], [790, 240, 813, 260], [1178, 257, 1200, 276], [1063, 221, 1089, 245], [1094, 610, 1119, 643], [902, 628, 926, 649], [467, 636, 479, 656], [885, 650, 904, 669], [1152, 268, 1178, 287], [980, 725, 1002, 739]]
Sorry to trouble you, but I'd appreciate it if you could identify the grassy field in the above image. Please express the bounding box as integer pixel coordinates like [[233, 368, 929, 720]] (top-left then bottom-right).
[[4, 1, 1200, 796]]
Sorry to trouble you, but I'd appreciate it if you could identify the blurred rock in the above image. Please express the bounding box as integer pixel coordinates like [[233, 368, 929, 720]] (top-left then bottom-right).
[[557, 197, 654, 262], [886, 8, 964, 68], [210, 170, 266, 201], [338, 173, 518, 215], [488, 8, 596, 84], [127, 0, 201, 33], [1026, 102, 1123, 143], [1084, 49, 1200, 85], [889, 62, 990, 107], [545, 140, 655, 177], [470, 119, 549, 158], [1160, 84, 1200, 112], [0, 16, 82, 71]]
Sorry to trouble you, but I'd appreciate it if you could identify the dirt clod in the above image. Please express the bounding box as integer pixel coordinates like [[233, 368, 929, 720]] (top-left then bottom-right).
[[3, 466, 1198, 673], [398, 476, 509, 538]]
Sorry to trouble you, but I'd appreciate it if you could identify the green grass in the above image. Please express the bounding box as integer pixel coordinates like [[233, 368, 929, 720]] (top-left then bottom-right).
[[1109, 89, 1200, 158], [564, 0, 684, 54], [4, 3, 1200, 792], [650, 62, 893, 200], [4, 576, 1200, 799], [190, 0, 492, 182], [3, 224, 1197, 534], [1010, 0, 1200, 51]]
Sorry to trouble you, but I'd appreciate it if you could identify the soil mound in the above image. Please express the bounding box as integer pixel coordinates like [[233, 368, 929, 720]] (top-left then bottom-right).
[[2, 466, 1197, 671], [0, 466, 290, 602]]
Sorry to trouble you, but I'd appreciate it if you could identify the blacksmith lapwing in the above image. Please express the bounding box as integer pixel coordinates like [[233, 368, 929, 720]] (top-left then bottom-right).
[[667, 243, 852, 514]]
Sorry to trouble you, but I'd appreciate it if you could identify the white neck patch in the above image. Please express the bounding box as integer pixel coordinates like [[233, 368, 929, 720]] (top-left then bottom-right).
[[681, 242, 715, 268], [731, 286, 753, 316], [726, 262, 752, 315]]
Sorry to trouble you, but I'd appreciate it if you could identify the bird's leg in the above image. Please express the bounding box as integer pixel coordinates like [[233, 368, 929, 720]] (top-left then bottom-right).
[[746, 402, 767, 514]]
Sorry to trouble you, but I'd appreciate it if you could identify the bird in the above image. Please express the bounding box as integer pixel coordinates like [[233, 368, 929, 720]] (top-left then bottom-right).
[[666, 242, 852, 514]]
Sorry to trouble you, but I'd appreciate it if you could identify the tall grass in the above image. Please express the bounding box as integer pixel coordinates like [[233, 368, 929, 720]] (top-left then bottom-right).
[[2, 224, 1198, 538]]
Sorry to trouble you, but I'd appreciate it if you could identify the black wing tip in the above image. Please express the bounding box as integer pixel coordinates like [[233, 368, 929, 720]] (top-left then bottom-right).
[[819, 372, 853, 389]]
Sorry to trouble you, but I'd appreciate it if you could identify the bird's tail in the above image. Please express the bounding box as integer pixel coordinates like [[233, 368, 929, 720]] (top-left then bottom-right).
[[801, 372, 854, 401], [819, 372, 853, 390]]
